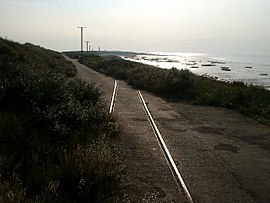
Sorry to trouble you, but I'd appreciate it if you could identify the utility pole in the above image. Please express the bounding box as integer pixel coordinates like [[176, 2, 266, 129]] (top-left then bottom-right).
[[77, 26, 86, 57], [85, 41, 90, 53]]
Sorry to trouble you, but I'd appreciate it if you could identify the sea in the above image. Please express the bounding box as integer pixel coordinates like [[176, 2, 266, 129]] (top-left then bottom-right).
[[122, 52, 270, 90]]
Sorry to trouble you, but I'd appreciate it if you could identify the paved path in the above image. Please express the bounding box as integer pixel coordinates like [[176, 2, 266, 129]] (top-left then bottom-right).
[[65, 56, 270, 203]]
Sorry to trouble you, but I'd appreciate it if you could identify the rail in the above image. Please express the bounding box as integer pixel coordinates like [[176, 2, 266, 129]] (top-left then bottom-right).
[[137, 91, 194, 203], [109, 80, 118, 114]]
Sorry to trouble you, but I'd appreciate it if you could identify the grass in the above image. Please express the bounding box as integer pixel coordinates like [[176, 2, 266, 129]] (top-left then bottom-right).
[[0, 38, 77, 77], [0, 39, 123, 202], [76, 54, 270, 126]]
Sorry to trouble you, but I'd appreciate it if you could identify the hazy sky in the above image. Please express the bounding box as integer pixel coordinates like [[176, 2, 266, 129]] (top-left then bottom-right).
[[1, 0, 270, 55]]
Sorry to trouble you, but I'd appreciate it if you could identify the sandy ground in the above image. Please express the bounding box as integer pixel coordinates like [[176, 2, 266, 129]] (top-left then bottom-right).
[[65, 56, 270, 203]]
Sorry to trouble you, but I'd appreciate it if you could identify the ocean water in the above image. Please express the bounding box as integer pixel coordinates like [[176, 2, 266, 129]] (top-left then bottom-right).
[[123, 52, 270, 90]]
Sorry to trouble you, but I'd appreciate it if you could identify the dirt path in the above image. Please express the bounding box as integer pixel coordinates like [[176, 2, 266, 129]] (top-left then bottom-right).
[[65, 56, 270, 203]]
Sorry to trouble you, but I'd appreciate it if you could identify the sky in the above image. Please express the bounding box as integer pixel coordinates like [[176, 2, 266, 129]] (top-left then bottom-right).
[[0, 0, 270, 55]]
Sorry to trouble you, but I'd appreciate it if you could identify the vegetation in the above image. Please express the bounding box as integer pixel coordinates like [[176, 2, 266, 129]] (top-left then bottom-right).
[[0, 38, 77, 77], [0, 39, 123, 202], [77, 54, 270, 126]]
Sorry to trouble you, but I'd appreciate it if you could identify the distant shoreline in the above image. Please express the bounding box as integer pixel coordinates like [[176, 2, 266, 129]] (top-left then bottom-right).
[[121, 52, 270, 90], [63, 50, 270, 90]]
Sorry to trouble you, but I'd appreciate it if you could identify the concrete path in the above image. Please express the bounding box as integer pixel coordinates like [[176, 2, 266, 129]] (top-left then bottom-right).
[[65, 56, 270, 203]]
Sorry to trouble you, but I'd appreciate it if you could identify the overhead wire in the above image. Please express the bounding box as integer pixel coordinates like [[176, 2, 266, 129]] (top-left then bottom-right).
[[72, 0, 84, 25], [72, 0, 88, 51], [52, 0, 87, 51], [52, 0, 77, 26]]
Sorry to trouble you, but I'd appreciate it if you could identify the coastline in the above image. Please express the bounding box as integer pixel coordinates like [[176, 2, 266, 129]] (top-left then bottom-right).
[[121, 52, 270, 90]]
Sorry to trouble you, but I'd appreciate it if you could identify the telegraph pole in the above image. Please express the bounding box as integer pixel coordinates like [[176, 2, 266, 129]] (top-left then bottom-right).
[[77, 26, 86, 57], [85, 41, 90, 53]]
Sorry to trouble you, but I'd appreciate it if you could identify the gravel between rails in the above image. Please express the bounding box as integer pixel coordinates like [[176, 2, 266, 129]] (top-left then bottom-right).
[[65, 56, 270, 203]]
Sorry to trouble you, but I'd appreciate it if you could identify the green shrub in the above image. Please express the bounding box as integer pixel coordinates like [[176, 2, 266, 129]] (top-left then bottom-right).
[[0, 38, 77, 77], [58, 140, 123, 202], [0, 39, 123, 202]]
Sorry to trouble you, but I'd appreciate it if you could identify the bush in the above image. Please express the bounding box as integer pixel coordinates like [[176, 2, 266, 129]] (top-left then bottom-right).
[[0, 39, 123, 202], [58, 141, 123, 202], [0, 37, 77, 77]]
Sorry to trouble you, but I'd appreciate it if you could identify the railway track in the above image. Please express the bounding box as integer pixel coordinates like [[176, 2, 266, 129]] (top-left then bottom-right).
[[109, 80, 194, 203], [67, 57, 266, 202], [109, 80, 118, 114]]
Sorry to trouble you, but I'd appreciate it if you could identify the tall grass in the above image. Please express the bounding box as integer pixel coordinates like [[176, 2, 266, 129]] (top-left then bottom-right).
[[0, 39, 123, 202], [0, 38, 77, 77], [78, 54, 270, 126]]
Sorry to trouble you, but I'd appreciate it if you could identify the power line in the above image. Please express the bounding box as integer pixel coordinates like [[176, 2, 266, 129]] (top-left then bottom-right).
[[53, 0, 88, 53], [72, 0, 83, 24], [53, 0, 76, 26]]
